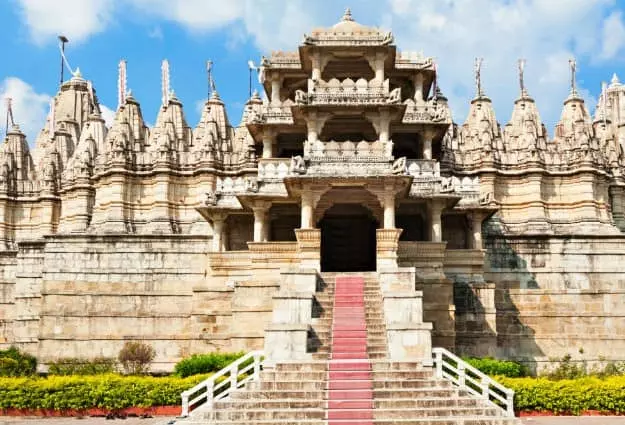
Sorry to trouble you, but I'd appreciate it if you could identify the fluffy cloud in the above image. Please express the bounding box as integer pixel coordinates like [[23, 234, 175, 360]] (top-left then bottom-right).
[[0, 78, 51, 143], [385, 0, 617, 131], [99, 104, 116, 128], [16, 0, 115, 45], [600, 11, 625, 60]]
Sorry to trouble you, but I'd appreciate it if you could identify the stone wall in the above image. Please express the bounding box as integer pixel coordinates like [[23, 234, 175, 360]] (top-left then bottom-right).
[[483, 234, 625, 372]]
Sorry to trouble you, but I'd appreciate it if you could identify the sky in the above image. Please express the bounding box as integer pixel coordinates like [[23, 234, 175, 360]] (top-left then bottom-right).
[[1, 0, 625, 145]]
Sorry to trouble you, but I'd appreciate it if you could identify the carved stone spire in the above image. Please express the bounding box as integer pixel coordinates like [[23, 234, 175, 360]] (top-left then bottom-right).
[[518, 58, 528, 98], [118, 59, 127, 110], [161, 59, 170, 107], [342, 8, 353, 22], [474, 57, 485, 99]]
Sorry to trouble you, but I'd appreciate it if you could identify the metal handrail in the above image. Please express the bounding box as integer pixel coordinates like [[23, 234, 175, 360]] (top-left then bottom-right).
[[432, 347, 515, 417], [180, 350, 264, 417]]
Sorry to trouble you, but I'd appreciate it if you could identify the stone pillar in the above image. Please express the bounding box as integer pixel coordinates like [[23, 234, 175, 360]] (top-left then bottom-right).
[[211, 214, 226, 252], [300, 191, 314, 229], [311, 52, 321, 81], [271, 76, 281, 106], [253, 206, 269, 242], [375, 52, 385, 81], [383, 192, 395, 229], [306, 117, 318, 143], [414, 73, 424, 104], [429, 201, 444, 242], [471, 212, 485, 250], [378, 109, 390, 143], [262, 130, 273, 159]]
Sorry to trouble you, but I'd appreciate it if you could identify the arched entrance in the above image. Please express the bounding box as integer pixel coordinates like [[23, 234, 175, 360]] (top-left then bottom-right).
[[319, 204, 378, 272]]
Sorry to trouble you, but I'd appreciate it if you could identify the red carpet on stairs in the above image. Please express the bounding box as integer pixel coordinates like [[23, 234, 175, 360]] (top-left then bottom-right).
[[328, 275, 374, 425]]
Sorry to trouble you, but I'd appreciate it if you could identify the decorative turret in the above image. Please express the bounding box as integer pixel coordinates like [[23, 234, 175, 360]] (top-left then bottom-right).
[[456, 58, 502, 166], [502, 60, 547, 164]]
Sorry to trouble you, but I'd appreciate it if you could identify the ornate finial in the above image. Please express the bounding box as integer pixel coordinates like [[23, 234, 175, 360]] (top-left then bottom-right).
[[611, 73, 621, 87], [342, 7, 353, 22], [518, 58, 527, 97], [118, 59, 127, 109], [72, 67, 82, 78], [207, 60, 217, 99], [161, 59, 170, 107], [474, 57, 484, 98], [4, 97, 14, 138], [568, 58, 577, 96]]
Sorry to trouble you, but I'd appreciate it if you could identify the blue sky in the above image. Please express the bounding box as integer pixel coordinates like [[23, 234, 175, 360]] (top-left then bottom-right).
[[1, 0, 625, 144]]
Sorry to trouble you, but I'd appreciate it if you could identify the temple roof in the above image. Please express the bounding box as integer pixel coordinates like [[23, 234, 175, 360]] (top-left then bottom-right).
[[303, 8, 394, 46]]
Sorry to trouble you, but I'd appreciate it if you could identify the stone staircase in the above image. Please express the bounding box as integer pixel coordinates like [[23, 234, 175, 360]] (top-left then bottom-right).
[[182, 272, 520, 425]]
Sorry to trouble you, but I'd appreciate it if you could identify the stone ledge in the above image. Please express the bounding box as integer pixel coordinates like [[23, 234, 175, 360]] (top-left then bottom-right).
[[383, 291, 424, 298], [386, 322, 433, 331], [265, 323, 309, 332]]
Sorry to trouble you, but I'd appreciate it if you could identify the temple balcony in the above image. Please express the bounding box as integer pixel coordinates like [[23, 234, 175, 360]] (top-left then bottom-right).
[[247, 105, 295, 126], [295, 78, 401, 107], [402, 99, 452, 125], [304, 139, 392, 161], [394, 52, 436, 71]]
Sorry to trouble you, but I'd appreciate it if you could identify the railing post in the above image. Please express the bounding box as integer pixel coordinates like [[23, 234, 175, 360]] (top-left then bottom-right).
[[253, 353, 261, 380], [506, 391, 515, 417], [480, 376, 490, 400], [458, 363, 465, 387], [181, 391, 189, 417], [230, 363, 239, 391], [206, 379, 215, 410], [435, 350, 443, 379]]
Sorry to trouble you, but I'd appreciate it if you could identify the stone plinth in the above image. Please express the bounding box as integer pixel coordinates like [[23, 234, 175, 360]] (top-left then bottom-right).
[[295, 229, 321, 271], [376, 229, 402, 270], [398, 241, 446, 280]]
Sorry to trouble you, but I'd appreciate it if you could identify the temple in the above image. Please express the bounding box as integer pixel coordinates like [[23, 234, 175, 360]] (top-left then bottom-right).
[[1, 10, 625, 373]]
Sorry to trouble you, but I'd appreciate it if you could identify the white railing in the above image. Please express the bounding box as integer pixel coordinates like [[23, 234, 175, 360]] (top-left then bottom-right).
[[433, 347, 515, 418], [180, 350, 264, 417]]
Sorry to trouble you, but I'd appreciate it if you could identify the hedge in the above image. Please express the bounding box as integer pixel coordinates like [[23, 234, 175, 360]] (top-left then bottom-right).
[[174, 352, 246, 377], [464, 357, 530, 378], [497, 376, 625, 415], [0, 374, 214, 410]]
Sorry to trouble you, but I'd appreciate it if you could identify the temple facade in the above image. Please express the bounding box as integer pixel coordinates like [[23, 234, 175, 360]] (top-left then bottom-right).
[[1, 10, 625, 371]]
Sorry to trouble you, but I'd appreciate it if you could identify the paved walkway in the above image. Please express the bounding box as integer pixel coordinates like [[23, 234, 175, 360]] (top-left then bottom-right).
[[2, 416, 625, 425]]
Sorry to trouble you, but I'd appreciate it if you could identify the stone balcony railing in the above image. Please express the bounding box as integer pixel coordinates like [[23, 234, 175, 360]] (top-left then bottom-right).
[[406, 159, 440, 179], [247, 105, 294, 126], [295, 78, 401, 106], [257, 158, 292, 180], [266, 52, 301, 69], [395, 52, 435, 70], [402, 99, 452, 124], [304, 139, 393, 161]]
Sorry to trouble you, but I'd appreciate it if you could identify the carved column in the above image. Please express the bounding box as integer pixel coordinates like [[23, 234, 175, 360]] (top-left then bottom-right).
[[300, 190, 314, 229], [470, 212, 486, 249], [422, 129, 433, 160], [414, 73, 425, 104], [383, 191, 396, 229], [211, 213, 227, 252], [429, 201, 444, 242], [271, 75, 282, 106], [253, 202, 270, 242], [262, 129, 274, 159], [378, 108, 390, 143], [311, 51, 321, 81]]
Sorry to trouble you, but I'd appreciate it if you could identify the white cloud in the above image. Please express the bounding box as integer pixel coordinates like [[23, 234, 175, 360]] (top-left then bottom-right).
[[100, 104, 116, 127], [16, 0, 115, 45], [0, 78, 51, 144], [600, 11, 625, 60], [385, 0, 617, 130]]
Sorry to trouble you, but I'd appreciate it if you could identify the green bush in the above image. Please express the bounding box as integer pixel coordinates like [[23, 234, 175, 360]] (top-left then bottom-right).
[[174, 352, 246, 378], [0, 347, 37, 377], [48, 357, 117, 376], [497, 376, 625, 414], [118, 342, 155, 375], [463, 356, 530, 378], [544, 354, 587, 380], [0, 373, 215, 410]]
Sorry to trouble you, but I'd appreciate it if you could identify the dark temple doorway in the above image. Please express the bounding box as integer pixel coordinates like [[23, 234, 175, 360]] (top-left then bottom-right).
[[319, 204, 378, 272]]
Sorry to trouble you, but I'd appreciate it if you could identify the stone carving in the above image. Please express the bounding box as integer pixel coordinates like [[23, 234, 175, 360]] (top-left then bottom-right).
[[245, 177, 259, 193], [205, 190, 218, 206], [391, 157, 406, 174], [290, 156, 306, 174]]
